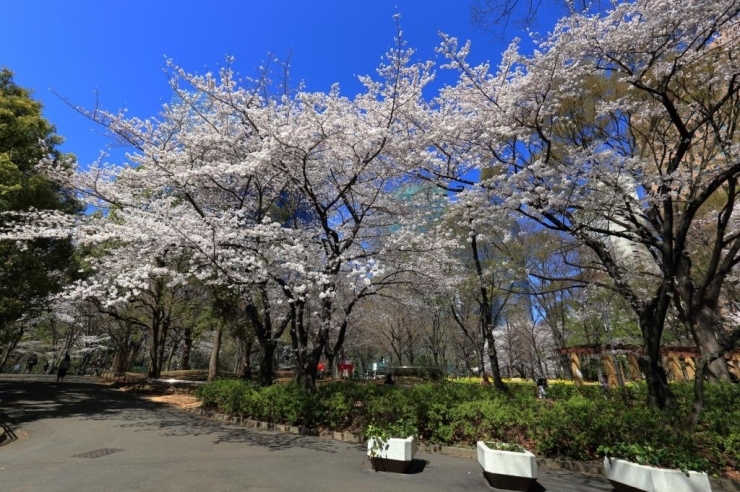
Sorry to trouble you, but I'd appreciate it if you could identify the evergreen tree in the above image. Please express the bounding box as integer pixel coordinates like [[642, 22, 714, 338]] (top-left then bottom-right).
[[0, 68, 81, 367]]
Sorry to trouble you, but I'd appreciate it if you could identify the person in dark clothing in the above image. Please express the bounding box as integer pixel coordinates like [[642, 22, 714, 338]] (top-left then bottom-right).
[[241, 361, 252, 381], [384, 373, 395, 385], [26, 354, 38, 373], [57, 353, 71, 383]]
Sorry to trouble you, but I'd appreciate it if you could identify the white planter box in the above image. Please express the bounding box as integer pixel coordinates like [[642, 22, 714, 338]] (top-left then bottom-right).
[[367, 435, 417, 473], [477, 441, 537, 490], [367, 435, 417, 460], [603, 457, 712, 492]]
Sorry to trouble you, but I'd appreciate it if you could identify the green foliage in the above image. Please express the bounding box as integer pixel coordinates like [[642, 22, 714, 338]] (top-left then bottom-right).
[[484, 441, 526, 453], [255, 384, 311, 425], [365, 387, 419, 431], [365, 420, 418, 457], [195, 379, 740, 475], [722, 431, 740, 466], [533, 394, 614, 460], [0, 68, 82, 338], [313, 383, 370, 430], [599, 443, 710, 475], [0, 68, 79, 215], [195, 379, 255, 412]]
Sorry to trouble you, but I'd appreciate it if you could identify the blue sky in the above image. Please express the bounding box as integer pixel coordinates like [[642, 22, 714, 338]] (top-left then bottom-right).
[[4, 1, 562, 166]]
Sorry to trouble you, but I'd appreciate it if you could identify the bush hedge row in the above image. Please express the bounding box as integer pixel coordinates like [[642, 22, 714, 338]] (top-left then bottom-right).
[[195, 379, 740, 475]]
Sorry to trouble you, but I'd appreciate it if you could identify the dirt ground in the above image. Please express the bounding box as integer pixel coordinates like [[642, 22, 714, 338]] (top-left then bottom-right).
[[143, 393, 201, 409]]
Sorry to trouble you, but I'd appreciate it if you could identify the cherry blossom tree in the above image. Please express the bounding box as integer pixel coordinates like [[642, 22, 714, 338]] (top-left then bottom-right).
[[254, 28, 441, 390], [7, 19, 444, 391], [428, 0, 740, 409], [400, 102, 532, 390], [61, 240, 195, 378]]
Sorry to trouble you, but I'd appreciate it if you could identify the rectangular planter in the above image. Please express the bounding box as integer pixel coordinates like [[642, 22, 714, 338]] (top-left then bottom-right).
[[367, 435, 417, 473], [477, 441, 537, 491], [603, 457, 712, 492]]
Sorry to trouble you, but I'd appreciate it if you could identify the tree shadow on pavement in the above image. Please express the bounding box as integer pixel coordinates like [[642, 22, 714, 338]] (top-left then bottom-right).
[[112, 404, 350, 453], [0, 375, 357, 454], [0, 376, 154, 427]]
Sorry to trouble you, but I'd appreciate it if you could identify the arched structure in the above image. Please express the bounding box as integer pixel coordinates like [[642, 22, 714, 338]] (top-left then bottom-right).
[[556, 345, 740, 386]]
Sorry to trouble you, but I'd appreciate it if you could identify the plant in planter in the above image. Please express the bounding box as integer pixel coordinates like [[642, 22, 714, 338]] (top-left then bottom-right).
[[365, 420, 418, 473], [599, 444, 712, 492], [476, 441, 538, 491]]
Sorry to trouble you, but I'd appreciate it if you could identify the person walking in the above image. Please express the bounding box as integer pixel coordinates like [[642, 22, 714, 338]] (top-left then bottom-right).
[[536, 376, 548, 399], [57, 353, 71, 383], [26, 353, 38, 373]]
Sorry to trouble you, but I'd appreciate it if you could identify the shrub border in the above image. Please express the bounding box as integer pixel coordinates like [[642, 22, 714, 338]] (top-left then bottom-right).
[[183, 407, 740, 492]]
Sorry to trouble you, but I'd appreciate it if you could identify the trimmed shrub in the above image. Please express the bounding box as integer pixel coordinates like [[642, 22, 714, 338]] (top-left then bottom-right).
[[194, 378, 740, 475]]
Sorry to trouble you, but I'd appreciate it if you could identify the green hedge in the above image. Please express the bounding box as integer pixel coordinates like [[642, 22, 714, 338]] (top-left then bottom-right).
[[195, 380, 740, 475]]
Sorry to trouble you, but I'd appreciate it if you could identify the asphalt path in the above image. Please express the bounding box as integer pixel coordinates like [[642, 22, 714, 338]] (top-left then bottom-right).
[[0, 374, 613, 492]]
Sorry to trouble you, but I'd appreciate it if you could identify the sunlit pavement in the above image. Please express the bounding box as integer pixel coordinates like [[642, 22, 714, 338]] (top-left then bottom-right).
[[0, 374, 613, 492]]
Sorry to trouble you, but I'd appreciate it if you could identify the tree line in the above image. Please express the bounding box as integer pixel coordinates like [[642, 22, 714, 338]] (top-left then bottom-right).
[[2, 1, 739, 421]]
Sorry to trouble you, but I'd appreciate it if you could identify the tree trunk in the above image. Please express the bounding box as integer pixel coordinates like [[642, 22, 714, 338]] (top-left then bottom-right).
[[691, 305, 731, 381], [296, 294, 334, 393], [296, 299, 331, 394], [674, 253, 732, 382], [208, 325, 223, 382], [688, 357, 708, 430], [182, 329, 192, 370], [147, 323, 160, 379], [258, 341, 276, 387], [244, 293, 290, 388], [157, 316, 170, 378], [0, 330, 23, 371], [112, 340, 132, 374], [324, 350, 336, 379], [469, 230, 507, 392], [639, 311, 677, 410], [234, 337, 254, 374], [290, 314, 305, 385], [324, 319, 350, 380], [165, 338, 179, 371], [557, 304, 573, 378], [558, 352, 573, 379], [298, 345, 322, 393], [244, 339, 253, 366], [484, 331, 506, 391]]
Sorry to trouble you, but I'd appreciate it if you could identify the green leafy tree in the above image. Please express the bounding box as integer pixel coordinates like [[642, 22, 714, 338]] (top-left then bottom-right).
[[0, 68, 81, 368]]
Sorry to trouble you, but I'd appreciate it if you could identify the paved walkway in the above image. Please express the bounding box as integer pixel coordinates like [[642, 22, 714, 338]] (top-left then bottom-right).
[[0, 374, 614, 492]]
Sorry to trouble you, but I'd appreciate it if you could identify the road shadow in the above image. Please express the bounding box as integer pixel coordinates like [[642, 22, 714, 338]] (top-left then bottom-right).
[[0, 375, 163, 425], [0, 374, 356, 454], [0, 418, 17, 447], [406, 458, 429, 474], [538, 470, 613, 491], [111, 405, 348, 453]]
